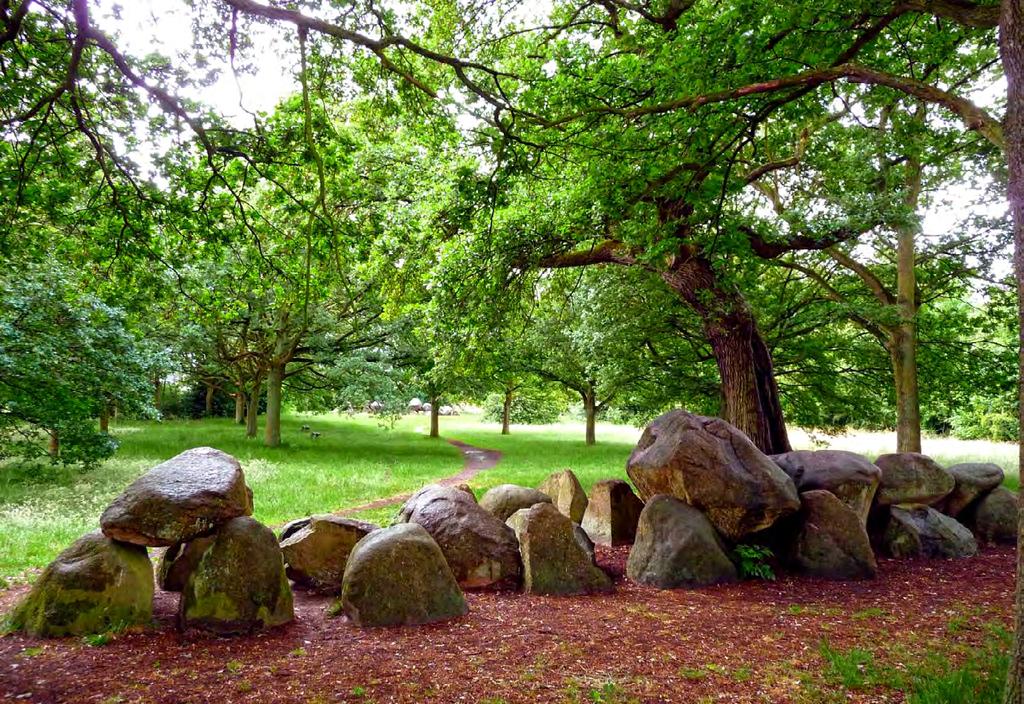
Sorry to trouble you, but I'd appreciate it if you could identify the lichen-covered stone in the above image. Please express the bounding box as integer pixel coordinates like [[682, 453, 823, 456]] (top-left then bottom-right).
[[280, 515, 378, 593], [179, 516, 293, 635], [627, 410, 799, 540], [788, 490, 877, 580], [771, 450, 880, 524], [338, 523, 467, 627], [101, 447, 253, 547], [626, 495, 737, 589], [479, 484, 552, 522], [941, 463, 1006, 517], [581, 479, 644, 546], [157, 535, 215, 592], [397, 484, 521, 589], [6, 532, 153, 637], [962, 487, 1018, 545], [538, 469, 588, 523], [506, 503, 612, 596], [881, 504, 977, 559], [874, 453, 954, 507]]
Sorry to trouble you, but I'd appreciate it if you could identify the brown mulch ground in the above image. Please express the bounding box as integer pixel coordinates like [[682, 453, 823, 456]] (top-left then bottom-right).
[[0, 545, 1014, 704], [334, 440, 502, 517]]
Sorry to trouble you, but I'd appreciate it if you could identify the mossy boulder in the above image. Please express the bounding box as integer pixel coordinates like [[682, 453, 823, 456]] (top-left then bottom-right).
[[880, 504, 977, 559], [280, 515, 379, 593], [787, 490, 877, 580], [581, 479, 644, 546], [506, 503, 612, 596], [157, 535, 215, 592], [961, 486, 1018, 545], [397, 484, 521, 589], [479, 484, 552, 522], [627, 410, 799, 540], [338, 523, 468, 627], [874, 453, 954, 507], [6, 532, 153, 637], [941, 463, 1006, 517], [179, 516, 294, 635], [101, 447, 253, 547], [771, 450, 880, 524], [538, 469, 589, 523], [626, 495, 737, 589]]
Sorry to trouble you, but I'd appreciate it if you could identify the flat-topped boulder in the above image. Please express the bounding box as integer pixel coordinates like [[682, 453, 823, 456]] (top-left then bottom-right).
[[626, 495, 737, 589], [338, 523, 468, 627], [100, 447, 253, 547], [942, 463, 1005, 517], [479, 484, 552, 522], [788, 490, 877, 580], [6, 532, 153, 637], [280, 515, 379, 593], [581, 479, 644, 546], [627, 410, 799, 540], [880, 504, 977, 559], [506, 503, 612, 595], [538, 469, 588, 523], [771, 450, 880, 524], [962, 486, 1018, 545], [873, 453, 954, 507], [179, 516, 293, 635], [397, 484, 521, 589]]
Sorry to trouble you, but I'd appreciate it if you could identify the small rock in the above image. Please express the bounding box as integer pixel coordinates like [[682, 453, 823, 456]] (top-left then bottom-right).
[[338, 523, 467, 626], [874, 453, 954, 507], [280, 515, 379, 593], [538, 469, 589, 523], [942, 463, 1006, 517], [962, 486, 1018, 545], [626, 495, 737, 588], [479, 484, 552, 522], [581, 479, 644, 546]]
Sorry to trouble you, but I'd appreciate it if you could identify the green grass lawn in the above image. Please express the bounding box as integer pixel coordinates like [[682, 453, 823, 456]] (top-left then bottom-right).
[[0, 412, 1018, 580]]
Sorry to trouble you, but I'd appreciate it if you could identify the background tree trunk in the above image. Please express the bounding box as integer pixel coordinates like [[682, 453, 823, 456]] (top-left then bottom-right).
[[889, 326, 922, 453], [234, 393, 245, 424], [245, 381, 261, 439], [1000, 2, 1024, 700], [583, 389, 596, 446], [99, 405, 109, 433], [153, 377, 163, 410], [47, 430, 59, 458], [265, 364, 284, 447], [429, 396, 440, 438], [204, 383, 215, 416], [501, 389, 512, 435]]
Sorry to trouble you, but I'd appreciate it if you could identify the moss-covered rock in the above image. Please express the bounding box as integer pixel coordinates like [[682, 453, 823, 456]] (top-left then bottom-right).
[[788, 490, 877, 580], [280, 515, 378, 593], [961, 486, 1018, 545], [538, 469, 588, 524], [179, 516, 293, 635], [6, 532, 153, 637], [874, 453, 954, 507], [479, 484, 552, 522], [101, 447, 253, 547], [941, 463, 1006, 517], [338, 523, 468, 627], [770, 450, 880, 524], [881, 504, 977, 559], [507, 503, 612, 595], [626, 495, 736, 589], [157, 536, 215, 592]]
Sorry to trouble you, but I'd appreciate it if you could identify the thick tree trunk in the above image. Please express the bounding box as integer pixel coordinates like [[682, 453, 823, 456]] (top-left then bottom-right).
[[265, 364, 284, 447], [662, 257, 791, 454], [204, 383, 215, 416], [889, 326, 922, 453], [502, 389, 512, 435], [245, 381, 261, 439], [234, 393, 245, 424], [583, 390, 597, 446], [1000, 2, 1024, 701], [429, 396, 440, 438], [48, 430, 59, 458], [99, 405, 110, 433]]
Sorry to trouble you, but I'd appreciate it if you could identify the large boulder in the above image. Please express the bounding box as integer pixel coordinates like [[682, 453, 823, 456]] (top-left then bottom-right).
[[538, 469, 589, 524], [873, 453, 954, 507], [581, 479, 644, 546], [100, 447, 253, 547], [506, 503, 612, 595], [941, 463, 1006, 517], [397, 484, 521, 589], [962, 487, 1018, 545], [179, 516, 294, 635], [770, 450, 880, 524], [5, 532, 153, 637], [157, 535, 215, 592], [626, 495, 737, 589], [787, 490, 877, 580], [338, 523, 468, 627], [479, 484, 552, 522], [880, 504, 977, 559], [280, 515, 379, 593], [626, 410, 799, 540]]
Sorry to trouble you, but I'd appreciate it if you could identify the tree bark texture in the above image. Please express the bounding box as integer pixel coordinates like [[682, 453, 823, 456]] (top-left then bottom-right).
[[430, 396, 440, 438], [583, 389, 597, 446], [265, 364, 284, 447], [245, 380, 261, 439], [234, 394, 245, 424], [502, 389, 512, 435]]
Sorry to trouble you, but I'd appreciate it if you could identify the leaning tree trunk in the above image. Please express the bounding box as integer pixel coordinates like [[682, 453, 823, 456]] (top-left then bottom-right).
[[662, 256, 791, 454], [582, 389, 597, 446], [429, 396, 440, 438], [234, 393, 245, 424], [265, 364, 284, 448], [501, 389, 512, 435], [245, 380, 261, 439], [1001, 2, 1024, 701]]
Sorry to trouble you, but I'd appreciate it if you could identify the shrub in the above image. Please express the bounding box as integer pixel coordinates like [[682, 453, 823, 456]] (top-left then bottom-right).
[[732, 544, 776, 581], [949, 392, 1018, 442], [482, 386, 568, 425]]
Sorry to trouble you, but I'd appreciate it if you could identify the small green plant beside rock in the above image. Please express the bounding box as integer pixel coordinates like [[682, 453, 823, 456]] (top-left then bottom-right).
[[733, 544, 775, 580]]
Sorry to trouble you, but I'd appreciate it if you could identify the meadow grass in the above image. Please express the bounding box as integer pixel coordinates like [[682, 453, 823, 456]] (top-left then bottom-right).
[[0, 412, 1018, 579]]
